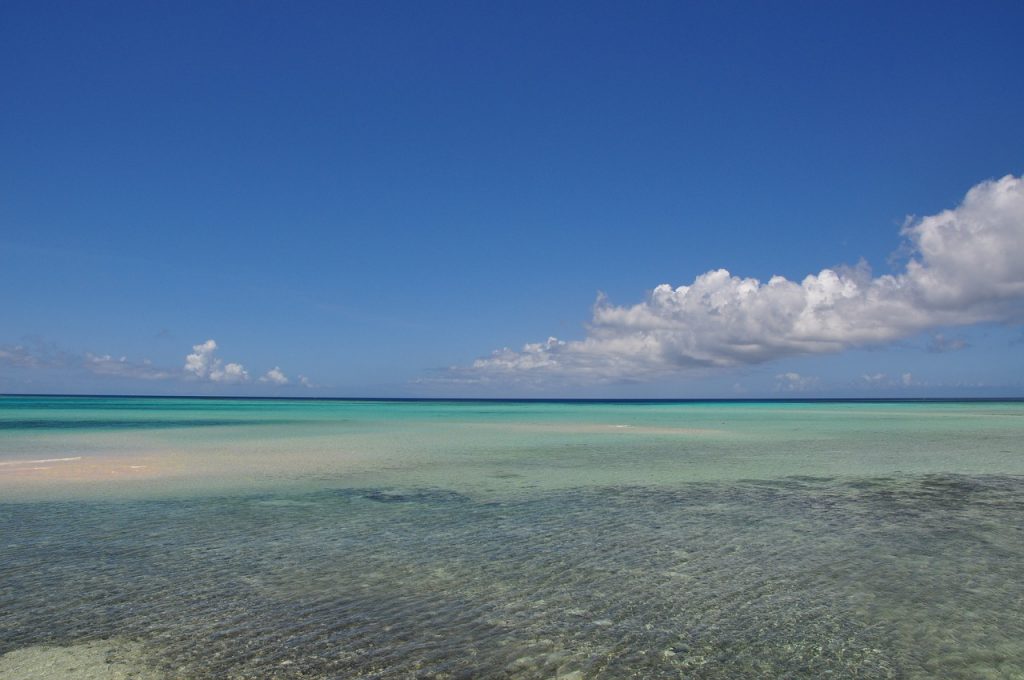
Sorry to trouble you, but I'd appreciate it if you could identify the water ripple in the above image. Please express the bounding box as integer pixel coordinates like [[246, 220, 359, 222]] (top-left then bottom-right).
[[2, 475, 1023, 678]]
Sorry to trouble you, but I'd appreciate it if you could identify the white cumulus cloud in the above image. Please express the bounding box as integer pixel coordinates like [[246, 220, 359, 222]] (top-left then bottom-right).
[[184, 339, 250, 383], [459, 174, 1024, 384], [184, 339, 219, 378], [212, 362, 249, 383], [260, 367, 289, 385]]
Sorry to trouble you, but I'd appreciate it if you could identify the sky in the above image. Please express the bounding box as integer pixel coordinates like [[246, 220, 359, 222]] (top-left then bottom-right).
[[2, 0, 1023, 398]]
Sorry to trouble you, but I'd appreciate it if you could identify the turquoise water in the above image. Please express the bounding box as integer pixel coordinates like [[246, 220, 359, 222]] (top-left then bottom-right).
[[2, 397, 1023, 678]]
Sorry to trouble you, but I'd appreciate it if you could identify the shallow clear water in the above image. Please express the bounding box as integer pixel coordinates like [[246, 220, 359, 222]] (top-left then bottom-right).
[[2, 397, 1023, 678]]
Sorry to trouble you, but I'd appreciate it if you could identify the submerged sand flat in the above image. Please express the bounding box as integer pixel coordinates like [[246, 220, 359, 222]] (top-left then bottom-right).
[[0, 454, 167, 480], [0, 640, 160, 680], [3, 398, 1023, 502], [3, 397, 1024, 677], [0, 421, 720, 493]]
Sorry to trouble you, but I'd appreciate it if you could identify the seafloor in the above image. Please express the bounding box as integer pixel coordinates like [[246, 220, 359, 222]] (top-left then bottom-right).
[[2, 398, 1023, 678], [3, 475, 1024, 678]]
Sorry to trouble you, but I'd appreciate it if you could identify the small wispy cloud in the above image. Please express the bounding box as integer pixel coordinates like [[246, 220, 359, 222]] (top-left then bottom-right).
[[927, 333, 969, 353], [774, 372, 818, 392], [455, 174, 1024, 385], [0, 345, 44, 369], [859, 371, 917, 388], [1, 342, 168, 379], [0, 338, 76, 371], [84, 353, 173, 380]]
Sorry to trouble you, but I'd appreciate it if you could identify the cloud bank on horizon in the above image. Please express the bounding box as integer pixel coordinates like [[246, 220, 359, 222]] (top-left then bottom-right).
[[0, 338, 309, 388], [459, 174, 1024, 384]]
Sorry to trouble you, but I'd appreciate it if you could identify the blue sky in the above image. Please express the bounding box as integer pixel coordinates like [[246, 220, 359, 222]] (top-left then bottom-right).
[[2, 1, 1023, 397]]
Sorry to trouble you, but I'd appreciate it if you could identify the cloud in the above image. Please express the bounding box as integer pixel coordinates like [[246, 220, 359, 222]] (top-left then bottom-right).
[[0, 345, 44, 369], [927, 333, 969, 353], [214, 362, 249, 383], [184, 339, 250, 383], [2, 342, 168, 379], [859, 371, 916, 389], [184, 339, 219, 379], [774, 372, 818, 392], [298, 375, 317, 388], [0, 339, 73, 370], [84, 353, 173, 380], [260, 367, 289, 385], [3, 337, 302, 388], [183, 340, 248, 383], [458, 174, 1024, 384]]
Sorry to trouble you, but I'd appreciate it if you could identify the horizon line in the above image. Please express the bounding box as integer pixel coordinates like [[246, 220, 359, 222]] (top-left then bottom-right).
[[2, 393, 1023, 404]]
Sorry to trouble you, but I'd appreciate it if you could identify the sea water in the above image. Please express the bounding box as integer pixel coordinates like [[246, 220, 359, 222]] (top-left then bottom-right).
[[1, 397, 1023, 678]]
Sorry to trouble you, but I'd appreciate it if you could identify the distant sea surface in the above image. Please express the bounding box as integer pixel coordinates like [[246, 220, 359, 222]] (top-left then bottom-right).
[[2, 396, 1023, 678]]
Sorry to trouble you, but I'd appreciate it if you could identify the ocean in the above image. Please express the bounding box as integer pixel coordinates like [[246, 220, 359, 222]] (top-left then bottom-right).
[[1, 396, 1023, 678]]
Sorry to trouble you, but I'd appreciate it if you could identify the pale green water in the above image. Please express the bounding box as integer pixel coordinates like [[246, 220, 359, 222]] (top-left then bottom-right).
[[1, 396, 1023, 678]]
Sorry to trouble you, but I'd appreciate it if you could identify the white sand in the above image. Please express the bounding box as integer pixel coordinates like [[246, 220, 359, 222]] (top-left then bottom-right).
[[0, 640, 161, 680]]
